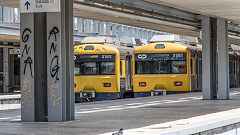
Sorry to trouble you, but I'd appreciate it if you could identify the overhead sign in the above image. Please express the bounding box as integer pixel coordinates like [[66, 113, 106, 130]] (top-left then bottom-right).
[[20, 0, 61, 13]]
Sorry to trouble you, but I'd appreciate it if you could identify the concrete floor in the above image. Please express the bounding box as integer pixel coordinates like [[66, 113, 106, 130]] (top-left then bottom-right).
[[1, 90, 240, 135]]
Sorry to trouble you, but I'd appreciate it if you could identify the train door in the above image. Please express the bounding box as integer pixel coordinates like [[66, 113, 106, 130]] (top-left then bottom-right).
[[125, 55, 132, 91], [195, 54, 202, 90]]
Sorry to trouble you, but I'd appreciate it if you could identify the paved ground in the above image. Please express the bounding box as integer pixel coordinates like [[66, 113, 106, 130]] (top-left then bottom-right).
[[0, 90, 240, 135]]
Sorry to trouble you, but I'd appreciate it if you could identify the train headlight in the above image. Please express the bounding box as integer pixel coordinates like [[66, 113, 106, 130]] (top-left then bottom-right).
[[139, 82, 146, 87], [175, 82, 182, 86], [104, 83, 111, 87]]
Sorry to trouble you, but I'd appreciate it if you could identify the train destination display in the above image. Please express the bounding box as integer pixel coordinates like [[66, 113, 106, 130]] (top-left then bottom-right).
[[135, 53, 187, 61]]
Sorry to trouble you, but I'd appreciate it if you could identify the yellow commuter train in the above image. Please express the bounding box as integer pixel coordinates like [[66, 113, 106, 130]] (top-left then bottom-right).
[[133, 35, 240, 97], [74, 37, 133, 102], [133, 36, 202, 97]]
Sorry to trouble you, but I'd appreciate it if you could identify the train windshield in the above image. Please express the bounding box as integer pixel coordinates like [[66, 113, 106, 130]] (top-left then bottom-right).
[[135, 53, 187, 74], [74, 54, 116, 75]]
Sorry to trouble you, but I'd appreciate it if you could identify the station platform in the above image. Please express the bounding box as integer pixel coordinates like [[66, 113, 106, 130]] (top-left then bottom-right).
[[0, 90, 240, 134], [0, 93, 21, 111]]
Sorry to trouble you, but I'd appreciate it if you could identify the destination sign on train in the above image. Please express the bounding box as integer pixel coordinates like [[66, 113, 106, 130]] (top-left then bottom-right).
[[21, 0, 61, 13], [135, 53, 187, 61], [75, 54, 116, 62]]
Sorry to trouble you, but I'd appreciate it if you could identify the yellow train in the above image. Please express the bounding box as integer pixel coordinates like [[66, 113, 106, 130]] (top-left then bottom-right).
[[133, 35, 240, 97], [74, 37, 133, 102], [74, 35, 240, 101]]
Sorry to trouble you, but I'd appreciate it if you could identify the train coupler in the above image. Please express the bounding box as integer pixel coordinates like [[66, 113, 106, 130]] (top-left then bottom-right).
[[151, 89, 167, 96], [80, 90, 96, 102]]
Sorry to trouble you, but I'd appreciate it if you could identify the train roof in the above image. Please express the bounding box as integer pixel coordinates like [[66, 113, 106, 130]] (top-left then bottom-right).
[[74, 44, 133, 56], [134, 42, 189, 53], [74, 44, 119, 54]]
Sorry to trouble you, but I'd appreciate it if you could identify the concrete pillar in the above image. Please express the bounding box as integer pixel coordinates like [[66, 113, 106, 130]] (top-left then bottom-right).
[[135, 29, 140, 39], [99, 22, 104, 35], [77, 18, 83, 33], [0, 6, 2, 22], [142, 30, 147, 40], [8, 53, 14, 93], [2, 48, 14, 93], [88, 20, 92, 33], [92, 20, 97, 33], [133, 28, 137, 38], [3, 48, 8, 93], [128, 27, 133, 37], [20, 0, 74, 122], [106, 22, 111, 35], [117, 25, 122, 37], [112, 24, 117, 36], [3, 7, 10, 22], [148, 31, 153, 41], [46, 0, 74, 121], [123, 26, 128, 36], [139, 29, 143, 39], [202, 16, 218, 100], [84, 19, 90, 33], [10, 8, 14, 22], [217, 18, 229, 100]]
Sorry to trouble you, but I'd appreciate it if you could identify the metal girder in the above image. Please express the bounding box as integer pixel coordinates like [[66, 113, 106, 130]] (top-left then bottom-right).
[[0, 23, 20, 36], [75, 0, 201, 27]]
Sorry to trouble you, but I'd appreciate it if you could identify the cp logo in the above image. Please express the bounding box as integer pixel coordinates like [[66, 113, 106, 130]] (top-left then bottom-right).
[[74, 56, 76, 60], [138, 54, 147, 59]]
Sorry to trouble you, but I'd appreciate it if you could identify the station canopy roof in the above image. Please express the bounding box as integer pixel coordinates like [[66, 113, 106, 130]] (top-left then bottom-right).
[[145, 0, 240, 23], [1, 0, 240, 38], [0, 0, 239, 23]]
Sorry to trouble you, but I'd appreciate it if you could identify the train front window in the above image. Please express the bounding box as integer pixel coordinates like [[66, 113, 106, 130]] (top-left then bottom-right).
[[135, 53, 187, 74], [84, 62, 98, 75], [136, 61, 150, 74], [152, 61, 168, 74], [171, 61, 187, 74], [135, 60, 186, 74], [74, 62, 83, 76], [100, 62, 115, 75], [74, 61, 115, 75]]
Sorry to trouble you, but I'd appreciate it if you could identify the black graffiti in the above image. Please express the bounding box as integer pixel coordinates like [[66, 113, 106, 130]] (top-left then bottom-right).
[[50, 55, 60, 83], [22, 28, 32, 43], [22, 27, 33, 78], [50, 43, 57, 54], [48, 26, 59, 41], [24, 57, 33, 78], [22, 44, 30, 57]]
